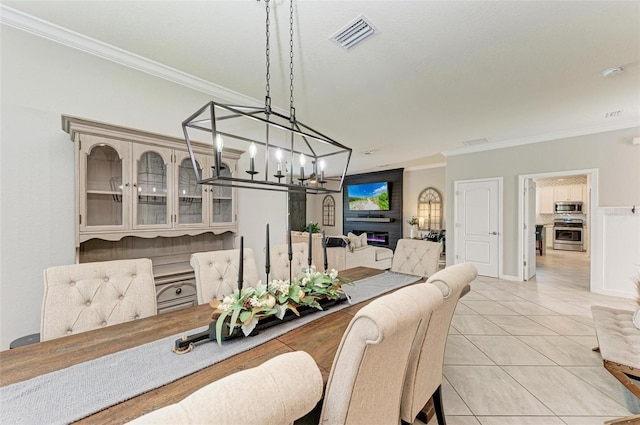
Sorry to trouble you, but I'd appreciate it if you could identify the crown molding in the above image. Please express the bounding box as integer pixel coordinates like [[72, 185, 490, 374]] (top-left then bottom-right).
[[0, 4, 264, 107], [442, 120, 639, 157], [405, 162, 447, 172]]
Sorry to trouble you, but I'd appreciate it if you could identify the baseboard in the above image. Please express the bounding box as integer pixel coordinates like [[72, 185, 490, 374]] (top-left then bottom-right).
[[499, 274, 520, 282]]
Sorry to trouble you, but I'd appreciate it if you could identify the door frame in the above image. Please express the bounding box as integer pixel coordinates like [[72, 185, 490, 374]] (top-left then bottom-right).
[[453, 177, 503, 278], [516, 168, 598, 282]]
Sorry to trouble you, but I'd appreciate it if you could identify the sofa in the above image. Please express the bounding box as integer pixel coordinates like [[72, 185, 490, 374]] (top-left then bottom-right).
[[291, 231, 393, 272]]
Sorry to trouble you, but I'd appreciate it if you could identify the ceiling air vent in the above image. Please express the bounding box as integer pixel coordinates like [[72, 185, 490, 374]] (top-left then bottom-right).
[[330, 15, 379, 50]]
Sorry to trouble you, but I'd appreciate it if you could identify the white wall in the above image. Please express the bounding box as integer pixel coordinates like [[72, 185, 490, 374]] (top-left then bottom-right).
[[0, 26, 287, 349], [446, 127, 640, 280], [307, 180, 343, 236], [402, 165, 446, 237]]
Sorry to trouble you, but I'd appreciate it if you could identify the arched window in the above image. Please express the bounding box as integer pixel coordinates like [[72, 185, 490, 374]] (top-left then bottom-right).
[[417, 187, 442, 230], [322, 195, 336, 226]]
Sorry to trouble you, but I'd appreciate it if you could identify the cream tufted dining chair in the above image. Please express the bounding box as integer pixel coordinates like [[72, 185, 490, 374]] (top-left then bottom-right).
[[270, 242, 309, 281], [41, 258, 157, 341], [400, 263, 478, 425], [391, 239, 442, 279], [190, 248, 260, 304], [126, 351, 323, 425], [318, 281, 444, 425]]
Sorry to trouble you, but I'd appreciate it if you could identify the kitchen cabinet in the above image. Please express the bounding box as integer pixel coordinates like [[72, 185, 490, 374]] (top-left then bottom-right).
[[554, 185, 583, 202], [537, 187, 555, 214], [64, 115, 242, 245]]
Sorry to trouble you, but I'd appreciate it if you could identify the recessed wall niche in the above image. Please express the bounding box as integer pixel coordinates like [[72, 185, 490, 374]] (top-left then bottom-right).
[[342, 168, 403, 250]]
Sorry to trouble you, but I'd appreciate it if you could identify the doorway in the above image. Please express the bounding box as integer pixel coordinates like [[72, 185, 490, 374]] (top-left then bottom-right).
[[454, 178, 502, 278], [518, 169, 596, 286]]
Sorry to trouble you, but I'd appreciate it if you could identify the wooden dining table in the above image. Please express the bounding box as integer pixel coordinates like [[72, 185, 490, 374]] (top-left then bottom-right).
[[2, 266, 432, 424]]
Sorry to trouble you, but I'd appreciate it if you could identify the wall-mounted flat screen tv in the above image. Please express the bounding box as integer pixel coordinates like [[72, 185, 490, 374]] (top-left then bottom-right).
[[347, 182, 390, 211]]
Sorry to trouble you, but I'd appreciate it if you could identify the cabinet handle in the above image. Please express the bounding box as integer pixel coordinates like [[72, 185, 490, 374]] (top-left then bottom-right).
[[124, 183, 130, 187], [133, 183, 137, 187], [489, 232, 497, 235], [175, 287, 182, 295]]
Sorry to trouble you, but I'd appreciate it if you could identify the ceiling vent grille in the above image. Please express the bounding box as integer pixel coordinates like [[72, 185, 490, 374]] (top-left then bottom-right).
[[330, 15, 379, 50]]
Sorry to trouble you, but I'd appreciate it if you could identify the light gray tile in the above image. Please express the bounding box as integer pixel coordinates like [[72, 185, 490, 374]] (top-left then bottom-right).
[[449, 325, 460, 335], [477, 417, 565, 425], [565, 315, 596, 326], [534, 300, 591, 316], [484, 315, 559, 336], [443, 416, 482, 425], [528, 316, 595, 336], [455, 303, 479, 315], [443, 376, 474, 415], [461, 300, 520, 315], [472, 289, 527, 302], [559, 417, 622, 425], [461, 291, 490, 301], [565, 366, 627, 405], [503, 366, 629, 416], [516, 336, 602, 365], [565, 335, 599, 349], [445, 335, 495, 365], [451, 315, 509, 335], [444, 366, 553, 416], [466, 335, 555, 365], [496, 301, 558, 316]]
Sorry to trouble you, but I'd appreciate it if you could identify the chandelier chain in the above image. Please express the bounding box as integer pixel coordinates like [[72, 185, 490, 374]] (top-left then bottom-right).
[[289, 0, 294, 113], [265, 0, 271, 103]]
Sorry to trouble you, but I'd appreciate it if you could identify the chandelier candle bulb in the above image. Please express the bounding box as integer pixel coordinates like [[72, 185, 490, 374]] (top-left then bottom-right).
[[299, 153, 306, 180], [215, 134, 224, 176], [247, 142, 259, 178], [276, 148, 283, 172], [319, 159, 326, 183]]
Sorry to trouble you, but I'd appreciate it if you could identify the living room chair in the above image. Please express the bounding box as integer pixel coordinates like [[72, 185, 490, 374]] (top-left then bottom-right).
[[318, 280, 444, 424], [400, 263, 478, 425], [41, 258, 157, 341], [270, 242, 309, 281], [391, 239, 442, 279], [126, 351, 323, 425], [190, 248, 260, 304]]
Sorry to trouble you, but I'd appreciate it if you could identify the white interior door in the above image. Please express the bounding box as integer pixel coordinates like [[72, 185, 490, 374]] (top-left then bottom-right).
[[524, 179, 537, 280], [454, 179, 500, 277]]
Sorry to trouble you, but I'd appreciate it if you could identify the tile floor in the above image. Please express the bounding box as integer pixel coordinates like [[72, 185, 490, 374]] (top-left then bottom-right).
[[425, 249, 637, 425]]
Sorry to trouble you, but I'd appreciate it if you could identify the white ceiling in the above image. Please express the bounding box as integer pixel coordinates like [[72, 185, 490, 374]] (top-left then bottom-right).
[[3, 0, 639, 173]]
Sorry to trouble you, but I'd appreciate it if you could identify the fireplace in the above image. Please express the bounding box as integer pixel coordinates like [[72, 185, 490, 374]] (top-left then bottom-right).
[[351, 230, 389, 247]]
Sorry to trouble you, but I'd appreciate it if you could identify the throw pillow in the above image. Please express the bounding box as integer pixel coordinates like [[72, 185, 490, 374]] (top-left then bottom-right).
[[358, 232, 368, 247], [347, 232, 361, 249]]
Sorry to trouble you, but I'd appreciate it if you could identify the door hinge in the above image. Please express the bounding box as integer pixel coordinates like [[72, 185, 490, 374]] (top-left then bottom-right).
[[79, 215, 82, 225], [523, 260, 527, 266]]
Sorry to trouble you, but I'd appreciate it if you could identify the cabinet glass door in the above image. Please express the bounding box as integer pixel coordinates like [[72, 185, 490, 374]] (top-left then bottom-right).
[[211, 162, 234, 224], [134, 148, 171, 228], [85, 144, 125, 227], [177, 156, 205, 226]]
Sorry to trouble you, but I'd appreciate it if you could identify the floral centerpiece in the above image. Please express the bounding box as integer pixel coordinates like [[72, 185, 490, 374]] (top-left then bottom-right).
[[209, 266, 354, 345]]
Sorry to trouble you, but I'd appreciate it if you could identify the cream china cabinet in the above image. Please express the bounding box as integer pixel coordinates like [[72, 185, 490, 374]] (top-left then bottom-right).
[[63, 116, 242, 313], [63, 116, 241, 244]]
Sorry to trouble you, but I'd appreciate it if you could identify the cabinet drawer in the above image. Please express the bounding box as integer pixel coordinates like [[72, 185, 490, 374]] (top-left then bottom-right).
[[156, 280, 197, 304], [158, 298, 197, 315]]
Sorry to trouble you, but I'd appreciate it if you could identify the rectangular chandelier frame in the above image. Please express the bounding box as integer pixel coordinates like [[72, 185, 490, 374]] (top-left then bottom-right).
[[182, 101, 352, 194]]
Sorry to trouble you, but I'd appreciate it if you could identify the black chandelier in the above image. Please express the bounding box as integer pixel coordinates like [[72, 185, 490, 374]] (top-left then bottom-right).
[[182, 0, 351, 194]]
